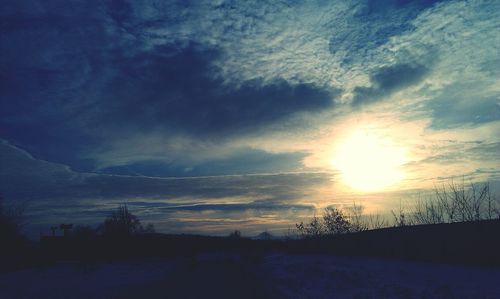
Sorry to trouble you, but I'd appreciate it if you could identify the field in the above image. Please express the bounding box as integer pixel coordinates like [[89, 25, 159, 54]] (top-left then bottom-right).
[[2, 220, 500, 298], [1, 253, 500, 299]]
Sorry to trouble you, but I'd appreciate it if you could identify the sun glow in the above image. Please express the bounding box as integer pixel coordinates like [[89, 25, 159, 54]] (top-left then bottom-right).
[[331, 130, 408, 192]]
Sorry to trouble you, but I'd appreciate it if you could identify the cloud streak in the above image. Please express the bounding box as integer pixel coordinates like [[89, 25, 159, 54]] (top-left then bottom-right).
[[0, 140, 327, 235]]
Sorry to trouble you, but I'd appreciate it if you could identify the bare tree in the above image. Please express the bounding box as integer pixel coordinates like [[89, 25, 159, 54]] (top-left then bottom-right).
[[296, 214, 325, 237], [412, 195, 444, 225], [435, 180, 495, 222], [411, 180, 498, 225], [391, 200, 410, 227], [323, 206, 352, 235], [100, 203, 154, 237], [228, 230, 241, 238], [494, 196, 500, 220], [434, 183, 457, 223], [295, 179, 498, 237], [0, 195, 25, 241], [345, 202, 368, 232], [367, 214, 389, 230]]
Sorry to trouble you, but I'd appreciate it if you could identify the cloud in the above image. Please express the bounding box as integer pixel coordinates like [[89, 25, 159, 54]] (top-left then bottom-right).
[[0, 140, 328, 201], [1, 0, 500, 223], [329, 0, 444, 66], [383, 0, 500, 127], [352, 62, 430, 105], [0, 140, 328, 235], [0, 139, 85, 200], [98, 148, 307, 177], [0, 1, 343, 171], [424, 81, 500, 129], [134, 201, 314, 212], [92, 43, 339, 135]]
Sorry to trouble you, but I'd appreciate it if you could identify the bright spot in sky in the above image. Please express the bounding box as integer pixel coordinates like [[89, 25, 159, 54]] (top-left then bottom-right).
[[332, 130, 408, 192]]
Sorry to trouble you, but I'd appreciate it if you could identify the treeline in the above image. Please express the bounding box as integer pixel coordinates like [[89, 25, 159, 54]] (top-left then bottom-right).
[[0, 195, 25, 243], [285, 181, 500, 267], [0, 201, 158, 271], [71, 204, 155, 239], [294, 181, 500, 238], [1, 196, 33, 271], [2, 180, 500, 270]]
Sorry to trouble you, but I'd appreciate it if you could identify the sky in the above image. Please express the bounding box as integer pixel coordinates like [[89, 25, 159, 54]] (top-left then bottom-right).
[[1, 0, 500, 237]]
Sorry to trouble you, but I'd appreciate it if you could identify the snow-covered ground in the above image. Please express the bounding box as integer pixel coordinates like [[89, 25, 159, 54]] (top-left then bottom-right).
[[262, 254, 500, 298], [0, 259, 181, 299], [1, 254, 499, 298]]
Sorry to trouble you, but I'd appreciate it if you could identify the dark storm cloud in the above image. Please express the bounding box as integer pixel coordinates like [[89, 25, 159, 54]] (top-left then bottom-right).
[[94, 44, 338, 135], [0, 1, 339, 172], [352, 63, 430, 105]]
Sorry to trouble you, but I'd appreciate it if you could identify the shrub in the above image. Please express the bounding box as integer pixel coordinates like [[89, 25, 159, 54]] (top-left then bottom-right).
[[323, 207, 351, 235], [296, 206, 358, 237], [345, 202, 368, 232]]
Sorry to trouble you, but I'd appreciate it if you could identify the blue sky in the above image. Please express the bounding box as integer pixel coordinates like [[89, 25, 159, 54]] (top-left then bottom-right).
[[1, 0, 499, 236]]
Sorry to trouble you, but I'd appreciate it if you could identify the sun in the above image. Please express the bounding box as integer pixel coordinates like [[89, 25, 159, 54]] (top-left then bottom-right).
[[331, 130, 407, 192]]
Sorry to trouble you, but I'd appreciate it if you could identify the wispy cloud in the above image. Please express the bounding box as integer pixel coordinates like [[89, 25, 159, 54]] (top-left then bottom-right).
[[0, 140, 326, 235]]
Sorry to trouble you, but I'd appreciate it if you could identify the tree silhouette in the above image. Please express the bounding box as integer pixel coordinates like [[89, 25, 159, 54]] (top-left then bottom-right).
[[229, 230, 241, 238], [0, 194, 24, 242], [296, 207, 356, 237], [100, 204, 153, 237], [323, 207, 352, 235]]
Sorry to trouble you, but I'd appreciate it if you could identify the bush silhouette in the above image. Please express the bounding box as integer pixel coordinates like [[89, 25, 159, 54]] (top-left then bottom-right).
[[323, 207, 352, 235], [296, 207, 357, 237]]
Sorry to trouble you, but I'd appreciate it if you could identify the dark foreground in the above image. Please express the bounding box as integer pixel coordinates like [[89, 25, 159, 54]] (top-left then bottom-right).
[[2, 220, 500, 298], [1, 254, 500, 299]]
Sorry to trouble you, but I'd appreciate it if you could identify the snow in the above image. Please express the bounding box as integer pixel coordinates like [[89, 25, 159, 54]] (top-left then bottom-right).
[[0, 259, 180, 298], [1, 254, 499, 298], [261, 254, 500, 298]]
